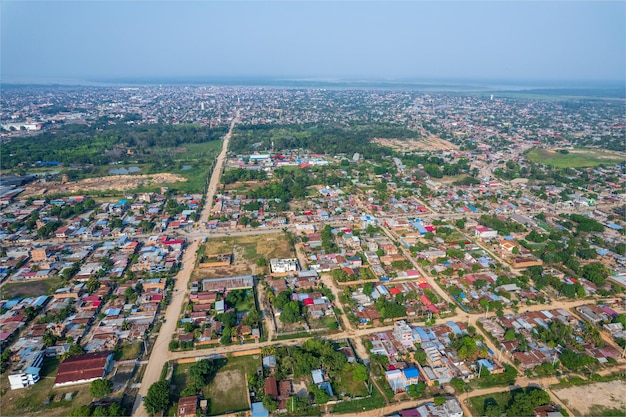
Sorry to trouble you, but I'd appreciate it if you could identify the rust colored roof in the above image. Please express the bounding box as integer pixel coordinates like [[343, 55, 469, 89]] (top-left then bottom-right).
[[54, 351, 111, 385]]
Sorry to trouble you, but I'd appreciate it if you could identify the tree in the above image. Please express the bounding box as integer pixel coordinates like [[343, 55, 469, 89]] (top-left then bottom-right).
[[86, 276, 100, 294], [220, 327, 232, 345], [433, 396, 446, 406], [280, 301, 302, 323], [352, 363, 368, 381], [68, 405, 93, 417], [309, 384, 331, 404], [144, 380, 170, 415], [92, 406, 108, 417], [504, 328, 516, 341], [189, 359, 216, 389], [263, 396, 278, 412], [90, 378, 113, 397]]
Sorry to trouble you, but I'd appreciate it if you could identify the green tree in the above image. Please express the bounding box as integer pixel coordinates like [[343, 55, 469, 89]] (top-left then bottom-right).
[[90, 378, 113, 397], [144, 380, 170, 415], [68, 405, 93, 417], [189, 359, 216, 389], [352, 363, 368, 381], [433, 396, 446, 406]]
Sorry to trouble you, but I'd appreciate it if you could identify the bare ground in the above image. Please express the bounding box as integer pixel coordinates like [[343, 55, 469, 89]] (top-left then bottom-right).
[[21, 173, 187, 197], [552, 381, 626, 417], [372, 135, 459, 151]]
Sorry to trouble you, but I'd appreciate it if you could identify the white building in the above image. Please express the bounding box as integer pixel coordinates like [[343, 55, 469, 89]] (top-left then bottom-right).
[[270, 258, 299, 274], [8, 348, 44, 389], [393, 320, 413, 346], [474, 226, 498, 240]]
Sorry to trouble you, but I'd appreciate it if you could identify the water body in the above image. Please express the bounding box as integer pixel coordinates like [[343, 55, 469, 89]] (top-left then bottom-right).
[[108, 166, 142, 175], [181, 165, 192, 171]]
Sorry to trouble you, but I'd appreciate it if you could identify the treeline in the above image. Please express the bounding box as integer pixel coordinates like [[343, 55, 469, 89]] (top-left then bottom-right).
[[245, 166, 350, 203], [3, 122, 227, 168], [222, 168, 267, 184], [231, 123, 414, 159]]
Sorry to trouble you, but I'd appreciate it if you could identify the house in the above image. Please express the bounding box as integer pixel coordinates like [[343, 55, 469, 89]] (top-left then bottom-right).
[[177, 395, 198, 417], [54, 351, 113, 387], [265, 376, 279, 399], [475, 226, 498, 239], [8, 348, 44, 389], [393, 321, 413, 347], [270, 258, 299, 274]]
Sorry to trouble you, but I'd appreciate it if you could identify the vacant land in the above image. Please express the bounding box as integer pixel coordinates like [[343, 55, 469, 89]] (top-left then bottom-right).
[[21, 173, 187, 197], [195, 233, 294, 279], [526, 147, 625, 168], [205, 355, 258, 415], [0, 357, 94, 417], [553, 381, 626, 417], [0, 277, 64, 299], [469, 390, 513, 417], [372, 135, 459, 151]]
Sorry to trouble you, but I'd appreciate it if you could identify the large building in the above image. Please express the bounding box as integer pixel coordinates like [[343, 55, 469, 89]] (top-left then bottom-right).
[[54, 351, 113, 387], [8, 347, 44, 390], [269, 258, 299, 274]]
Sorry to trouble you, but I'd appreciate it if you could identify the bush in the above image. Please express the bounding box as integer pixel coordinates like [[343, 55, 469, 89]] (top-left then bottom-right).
[[90, 378, 113, 397]]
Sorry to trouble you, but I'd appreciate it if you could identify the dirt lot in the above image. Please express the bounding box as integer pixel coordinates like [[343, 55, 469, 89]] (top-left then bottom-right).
[[195, 233, 294, 279], [206, 369, 249, 414], [552, 381, 626, 416], [372, 135, 459, 151], [21, 173, 187, 197]]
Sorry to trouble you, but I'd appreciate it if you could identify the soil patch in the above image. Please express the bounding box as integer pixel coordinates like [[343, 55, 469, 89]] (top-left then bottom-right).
[[372, 135, 459, 151], [552, 381, 626, 417], [21, 173, 187, 197]]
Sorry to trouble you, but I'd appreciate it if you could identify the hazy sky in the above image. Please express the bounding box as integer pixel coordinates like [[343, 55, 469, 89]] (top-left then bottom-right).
[[2, 1, 624, 83]]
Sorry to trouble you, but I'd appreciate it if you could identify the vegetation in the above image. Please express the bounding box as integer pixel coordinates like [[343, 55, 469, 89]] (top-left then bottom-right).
[[470, 387, 552, 417], [526, 147, 625, 168], [89, 378, 113, 397], [144, 380, 171, 415]]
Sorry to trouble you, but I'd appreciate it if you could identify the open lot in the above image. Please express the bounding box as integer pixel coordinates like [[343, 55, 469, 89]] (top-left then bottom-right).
[[553, 381, 626, 417], [195, 233, 295, 279], [204, 355, 258, 415], [372, 135, 459, 151], [526, 147, 625, 168], [0, 277, 64, 299], [21, 173, 188, 197], [171, 355, 258, 415]]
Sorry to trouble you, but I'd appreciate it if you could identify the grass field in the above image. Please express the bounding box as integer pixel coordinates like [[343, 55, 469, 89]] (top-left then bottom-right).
[[333, 367, 369, 398], [0, 357, 94, 417], [205, 355, 258, 415], [468, 390, 514, 417], [195, 233, 295, 279], [331, 382, 386, 414], [0, 277, 64, 299], [171, 355, 258, 415], [525, 147, 624, 168]]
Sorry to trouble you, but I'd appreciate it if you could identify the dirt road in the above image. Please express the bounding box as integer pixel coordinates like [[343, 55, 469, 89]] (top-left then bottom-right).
[[132, 111, 238, 417]]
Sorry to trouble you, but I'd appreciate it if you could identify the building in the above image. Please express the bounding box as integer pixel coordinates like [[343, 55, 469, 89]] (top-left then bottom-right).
[[54, 351, 113, 387], [8, 348, 44, 389], [270, 258, 299, 274], [393, 321, 413, 347], [177, 395, 198, 417], [474, 226, 498, 239]]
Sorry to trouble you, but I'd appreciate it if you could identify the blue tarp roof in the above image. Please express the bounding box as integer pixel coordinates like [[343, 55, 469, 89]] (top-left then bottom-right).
[[446, 321, 463, 335], [251, 402, 269, 417], [403, 367, 419, 378]]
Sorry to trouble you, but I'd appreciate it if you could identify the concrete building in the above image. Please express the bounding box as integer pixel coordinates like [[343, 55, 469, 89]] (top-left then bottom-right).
[[8, 348, 44, 389]]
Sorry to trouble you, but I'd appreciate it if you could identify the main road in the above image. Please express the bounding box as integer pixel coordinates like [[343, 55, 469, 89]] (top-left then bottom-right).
[[132, 110, 239, 417]]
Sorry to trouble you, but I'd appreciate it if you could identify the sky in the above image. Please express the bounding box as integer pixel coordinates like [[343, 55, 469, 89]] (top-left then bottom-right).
[[1, 1, 625, 84]]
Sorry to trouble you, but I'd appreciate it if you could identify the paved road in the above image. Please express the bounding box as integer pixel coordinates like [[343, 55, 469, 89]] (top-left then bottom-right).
[[132, 110, 238, 417]]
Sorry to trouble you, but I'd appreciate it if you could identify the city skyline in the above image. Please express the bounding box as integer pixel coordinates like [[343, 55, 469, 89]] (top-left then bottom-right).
[[2, 1, 625, 84]]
